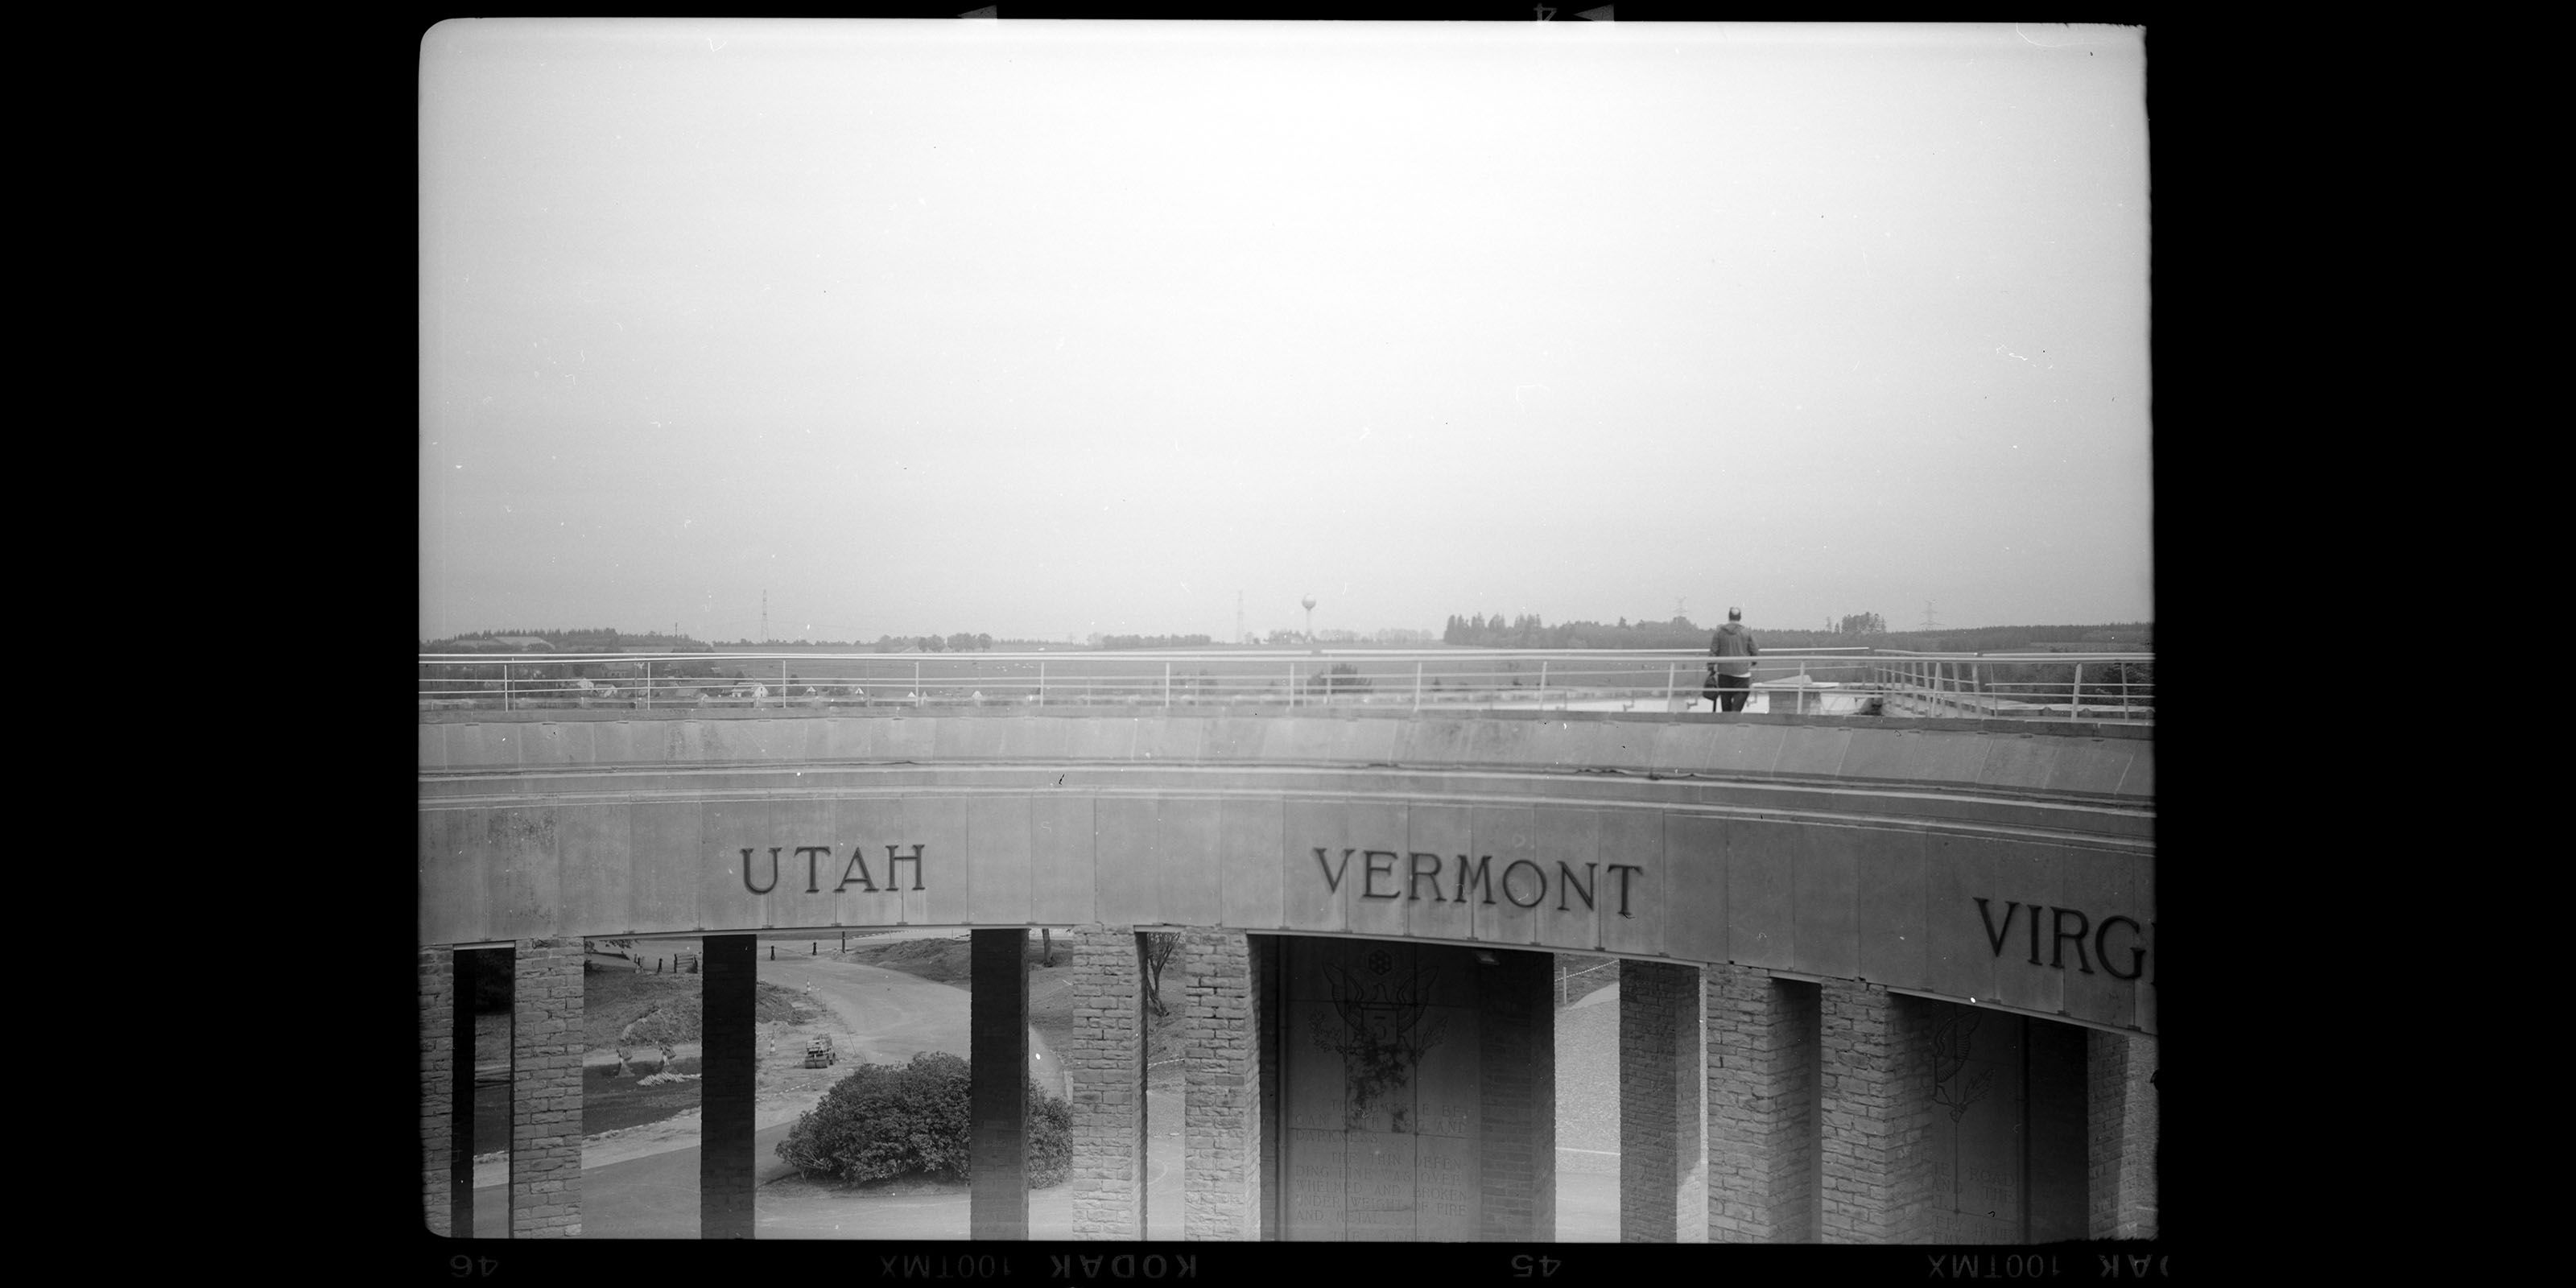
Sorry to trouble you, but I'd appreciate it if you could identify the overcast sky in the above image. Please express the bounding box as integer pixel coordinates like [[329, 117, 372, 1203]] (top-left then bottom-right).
[[420, 20, 2149, 644]]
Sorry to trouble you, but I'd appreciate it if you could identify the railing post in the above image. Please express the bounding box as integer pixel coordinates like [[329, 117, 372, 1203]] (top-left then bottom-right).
[[1539, 660, 1549, 708], [502, 662, 510, 712], [2121, 665, 2131, 719], [1414, 661, 1424, 712], [2070, 662, 2084, 722], [915, 659, 923, 708], [1163, 661, 1171, 711], [643, 661, 652, 708], [1666, 661, 1677, 712], [1287, 663, 1296, 708], [1038, 660, 1046, 708]]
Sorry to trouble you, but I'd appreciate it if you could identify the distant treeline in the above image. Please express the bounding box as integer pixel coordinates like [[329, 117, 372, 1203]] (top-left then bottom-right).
[[1444, 613, 1715, 649], [1093, 634, 1214, 650], [1443, 613, 2152, 654], [422, 628, 706, 653]]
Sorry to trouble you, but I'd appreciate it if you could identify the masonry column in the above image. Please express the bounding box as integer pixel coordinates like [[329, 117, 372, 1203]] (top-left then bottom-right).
[[1619, 960, 1700, 1241], [1068, 927, 1147, 1240], [1818, 982, 1934, 1244], [510, 938, 585, 1238], [1478, 947, 1554, 1241], [1703, 964, 1820, 1243], [701, 935, 757, 1239], [1182, 929, 1260, 1241], [2087, 1030, 2160, 1239], [421, 947, 456, 1236], [972, 930, 1032, 1240]]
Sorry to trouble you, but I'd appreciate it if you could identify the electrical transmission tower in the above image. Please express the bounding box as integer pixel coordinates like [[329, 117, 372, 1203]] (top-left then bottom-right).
[[1920, 601, 1941, 632]]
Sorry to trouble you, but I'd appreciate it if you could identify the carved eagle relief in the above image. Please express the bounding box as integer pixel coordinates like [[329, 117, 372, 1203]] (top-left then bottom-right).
[[1310, 954, 1450, 1132]]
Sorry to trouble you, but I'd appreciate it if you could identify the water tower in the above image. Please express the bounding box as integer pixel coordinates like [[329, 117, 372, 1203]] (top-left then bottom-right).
[[1301, 594, 1316, 642]]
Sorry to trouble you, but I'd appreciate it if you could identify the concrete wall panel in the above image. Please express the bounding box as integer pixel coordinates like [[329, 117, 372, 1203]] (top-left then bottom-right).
[[1198, 716, 1269, 762], [1836, 729, 1924, 784], [967, 795, 1035, 927], [1704, 724, 1787, 778], [419, 723, 448, 770], [1596, 807, 1666, 956], [1281, 797, 1354, 935], [1067, 717, 1137, 762], [589, 720, 647, 766], [447, 724, 521, 769], [485, 807, 564, 941], [1923, 832, 1999, 1004], [2040, 740, 2134, 797], [877, 717, 939, 765], [1973, 733, 2054, 792], [1791, 824, 1863, 982], [935, 716, 1008, 762], [1726, 819, 1799, 970], [2057, 851, 2151, 1032], [1344, 716, 1400, 766], [1397, 717, 1475, 767], [1405, 803, 1478, 943], [1983, 839, 2069, 1015], [903, 795, 973, 927], [1469, 718, 1540, 768], [1094, 796, 1164, 927], [1340, 799, 1413, 942], [1772, 726, 1851, 780], [1469, 804, 1541, 947], [1154, 796, 1224, 927], [820, 717, 872, 762], [1594, 720, 1660, 771], [1029, 794, 1098, 927], [2112, 746, 2153, 800], [997, 716, 1071, 762], [759, 798, 836, 925], [1216, 795, 1286, 930], [1855, 829, 1930, 992], [556, 801, 631, 939], [664, 719, 710, 764], [1528, 806, 1604, 951], [1660, 814, 1730, 964], [1647, 722, 1715, 775], [824, 797, 914, 925], [624, 800, 704, 934], [699, 798, 774, 931], [419, 808, 479, 944]]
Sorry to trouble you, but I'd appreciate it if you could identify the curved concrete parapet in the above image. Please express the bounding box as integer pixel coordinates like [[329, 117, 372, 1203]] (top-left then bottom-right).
[[419, 708, 2153, 1035]]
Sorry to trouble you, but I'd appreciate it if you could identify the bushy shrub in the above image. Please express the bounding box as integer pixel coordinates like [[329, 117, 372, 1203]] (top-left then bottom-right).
[[777, 1051, 1072, 1188]]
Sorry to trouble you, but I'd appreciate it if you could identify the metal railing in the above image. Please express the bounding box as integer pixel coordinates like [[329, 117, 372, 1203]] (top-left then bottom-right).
[[416, 646, 2149, 724]]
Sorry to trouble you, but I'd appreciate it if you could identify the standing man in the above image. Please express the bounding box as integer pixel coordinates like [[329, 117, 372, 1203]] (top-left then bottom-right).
[[1708, 607, 1759, 712]]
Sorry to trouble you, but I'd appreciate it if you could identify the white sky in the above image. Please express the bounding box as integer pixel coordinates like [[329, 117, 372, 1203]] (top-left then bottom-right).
[[419, 20, 2149, 643]]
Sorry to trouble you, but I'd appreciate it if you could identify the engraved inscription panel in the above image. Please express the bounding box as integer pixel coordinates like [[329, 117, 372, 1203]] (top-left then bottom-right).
[[1280, 939, 1484, 1241], [1926, 1005, 2025, 1245]]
